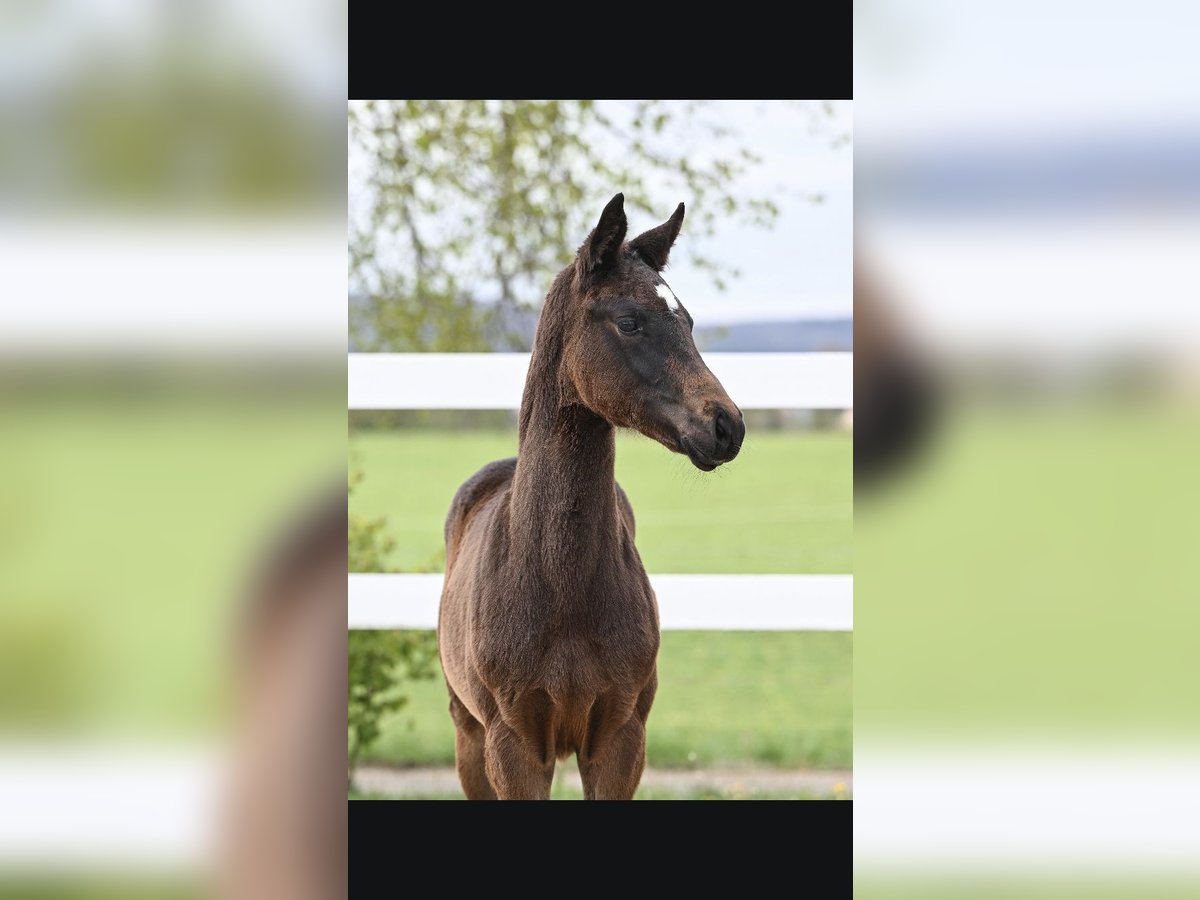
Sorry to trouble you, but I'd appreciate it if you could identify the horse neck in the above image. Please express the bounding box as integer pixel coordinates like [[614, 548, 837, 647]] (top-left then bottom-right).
[[512, 406, 618, 548], [511, 293, 620, 570]]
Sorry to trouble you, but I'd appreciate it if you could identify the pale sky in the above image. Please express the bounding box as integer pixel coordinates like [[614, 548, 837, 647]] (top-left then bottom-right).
[[348, 100, 853, 325], [855, 0, 1200, 146], [854, 0, 1200, 359], [628, 100, 853, 324]]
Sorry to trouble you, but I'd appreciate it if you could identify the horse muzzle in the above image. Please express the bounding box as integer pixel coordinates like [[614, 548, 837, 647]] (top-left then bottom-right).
[[679, 403, 744, 471]]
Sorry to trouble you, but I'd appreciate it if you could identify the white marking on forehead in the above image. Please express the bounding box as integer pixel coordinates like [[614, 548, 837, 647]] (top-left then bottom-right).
[[656, 283, 681, 312]]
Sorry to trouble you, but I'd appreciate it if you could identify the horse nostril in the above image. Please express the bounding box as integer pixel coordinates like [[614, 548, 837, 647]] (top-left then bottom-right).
[[714, 408, 730, 448], [710, 406, 743, 462]]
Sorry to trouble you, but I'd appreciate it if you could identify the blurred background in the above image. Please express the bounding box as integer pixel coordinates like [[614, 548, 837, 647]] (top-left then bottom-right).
[[14, 0, 1200, 884], [346, 99, 854, 800], [855, 0, 1200, 896], [0, 0, 345, 896]]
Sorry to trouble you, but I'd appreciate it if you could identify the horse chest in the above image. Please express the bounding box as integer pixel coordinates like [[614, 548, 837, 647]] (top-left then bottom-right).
[[471, 566, 658, 690]]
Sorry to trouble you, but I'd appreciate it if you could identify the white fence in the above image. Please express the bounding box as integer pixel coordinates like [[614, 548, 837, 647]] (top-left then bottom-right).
[[348, 352, 853, 409], [350, 573, 852, 631], [348, 351, 853, 633]]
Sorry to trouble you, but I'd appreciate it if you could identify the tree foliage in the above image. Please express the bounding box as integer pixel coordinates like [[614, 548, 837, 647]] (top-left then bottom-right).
[[348, 99, 836, 351], [347, 466, 438, 784], [347, 629, 437, 783]]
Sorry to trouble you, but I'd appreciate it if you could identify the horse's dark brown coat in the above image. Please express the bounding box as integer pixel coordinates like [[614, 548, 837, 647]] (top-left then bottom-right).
[[437, 194, 744, 799]]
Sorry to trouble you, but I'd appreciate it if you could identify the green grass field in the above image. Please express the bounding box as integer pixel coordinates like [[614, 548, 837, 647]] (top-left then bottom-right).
[[349, 428, 852, 574], [349, 427, 852, 771]]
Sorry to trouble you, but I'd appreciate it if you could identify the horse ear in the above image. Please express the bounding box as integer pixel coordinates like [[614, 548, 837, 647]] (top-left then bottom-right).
[[627, 202, 685, 272], [578, 192, 628, 275]]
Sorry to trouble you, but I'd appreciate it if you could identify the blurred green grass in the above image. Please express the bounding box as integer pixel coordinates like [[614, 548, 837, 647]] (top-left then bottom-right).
[[0, 879, 201, 900], [0, 386, 344, 735], [363, 630, 851, 770], [855, 878, 1200, 900], [348, 428, 852, 574], [856, 402, 1200, 735]]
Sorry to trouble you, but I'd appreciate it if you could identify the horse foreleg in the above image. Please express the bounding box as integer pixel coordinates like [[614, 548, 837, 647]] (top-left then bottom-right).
[[578, 716, 646, 800], [482, 689, 556, 799], [448, 691, 496, 800], [483, 721, 554, 800]]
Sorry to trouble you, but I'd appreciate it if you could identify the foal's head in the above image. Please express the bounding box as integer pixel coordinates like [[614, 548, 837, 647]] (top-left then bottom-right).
[[559, 193, 745, 471]]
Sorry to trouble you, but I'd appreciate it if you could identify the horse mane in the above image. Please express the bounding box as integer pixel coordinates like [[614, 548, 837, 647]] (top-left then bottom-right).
[[517, 265, 578, 448]]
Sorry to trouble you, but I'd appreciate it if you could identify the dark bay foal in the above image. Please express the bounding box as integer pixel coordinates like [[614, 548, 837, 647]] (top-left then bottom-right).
[[437, 194, 744, 799]]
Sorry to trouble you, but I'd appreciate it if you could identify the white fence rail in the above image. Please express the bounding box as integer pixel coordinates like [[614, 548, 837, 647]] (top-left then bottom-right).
[[348, 352, 853, 410], [349, 351, 853, 633], [349, 573, 852, 631], [0, 742, 216, 868]]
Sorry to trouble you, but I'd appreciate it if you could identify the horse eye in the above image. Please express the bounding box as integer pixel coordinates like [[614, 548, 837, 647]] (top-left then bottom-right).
[[617, 318, 639, 334]]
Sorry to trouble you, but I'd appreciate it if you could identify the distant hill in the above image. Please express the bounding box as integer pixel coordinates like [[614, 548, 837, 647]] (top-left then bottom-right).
[[350, 294, 851, 352], [694, 318, 852, 352]]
